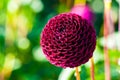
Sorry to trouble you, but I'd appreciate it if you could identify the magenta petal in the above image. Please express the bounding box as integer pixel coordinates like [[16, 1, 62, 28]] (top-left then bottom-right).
[[70, 5, 94, 24]]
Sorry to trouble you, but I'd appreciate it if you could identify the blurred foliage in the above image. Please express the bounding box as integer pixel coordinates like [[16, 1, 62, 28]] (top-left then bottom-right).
[[0, 0, 120, 80]]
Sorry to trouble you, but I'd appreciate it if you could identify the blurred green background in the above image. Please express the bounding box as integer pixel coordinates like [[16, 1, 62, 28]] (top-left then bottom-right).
[[0, 0, 120, 80]]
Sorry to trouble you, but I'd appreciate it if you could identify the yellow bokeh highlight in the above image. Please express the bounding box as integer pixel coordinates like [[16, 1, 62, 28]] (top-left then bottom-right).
[[74, 0, 86, 6], [2, 53, 15, 78], [104, 0, 112, 10]]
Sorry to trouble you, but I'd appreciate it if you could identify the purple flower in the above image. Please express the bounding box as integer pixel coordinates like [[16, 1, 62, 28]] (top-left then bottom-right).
[[40, 13, 96, 68], [70, 5, 94, 24]]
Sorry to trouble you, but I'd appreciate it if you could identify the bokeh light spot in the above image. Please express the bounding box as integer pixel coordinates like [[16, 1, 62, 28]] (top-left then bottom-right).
[[21, 0, 32, 5], [91, 0, 104, 13], [7, 0, 19, 13], [30, 0, 44, 13], [13, 59, 22, 70], [32, 46, 46, 62], [17, 38, 30, 50]]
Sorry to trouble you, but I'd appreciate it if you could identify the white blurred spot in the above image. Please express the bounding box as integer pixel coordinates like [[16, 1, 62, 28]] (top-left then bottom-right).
[[32, 46, 46, 62], [104, 0, 112, 2], [118, 70, 120, 74], [100, 32, 120, 50], [93, 46, 104, 64], [7, 0, 19, 13], [13, 59, 22, 70], [58, 68, 74, 80], [21, 0, 32, 5], [30, 0, 44, 13], [91, 0, 103, 13], [84, 60, 90, 68], [17, 38, 30, 50], [116, 0, 120, 4], [118, 58, 120, 66]]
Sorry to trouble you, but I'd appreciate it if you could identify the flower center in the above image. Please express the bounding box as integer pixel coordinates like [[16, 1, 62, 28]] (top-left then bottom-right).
[[59, 27, 66, 33]]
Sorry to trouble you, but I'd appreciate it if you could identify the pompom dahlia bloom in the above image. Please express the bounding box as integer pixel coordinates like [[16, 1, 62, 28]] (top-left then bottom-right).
[[40, 13, 96, 68]]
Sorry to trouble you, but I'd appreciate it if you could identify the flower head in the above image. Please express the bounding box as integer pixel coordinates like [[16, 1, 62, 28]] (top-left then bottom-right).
[[70, 5, 94, 24], [40, 13, 96, 68]]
